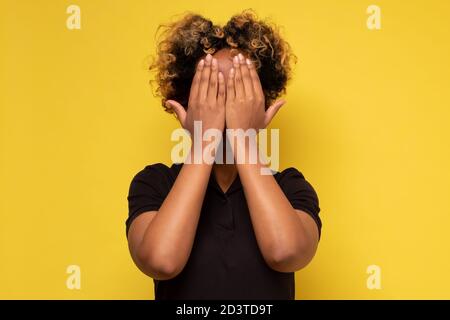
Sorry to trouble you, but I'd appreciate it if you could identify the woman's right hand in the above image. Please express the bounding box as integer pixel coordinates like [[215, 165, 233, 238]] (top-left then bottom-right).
[[165, 53, 226, 135]]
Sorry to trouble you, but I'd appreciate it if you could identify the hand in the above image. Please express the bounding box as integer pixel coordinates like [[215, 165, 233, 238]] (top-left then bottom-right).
[[165, 53, 226, 135], [225, 53, 285, 131]]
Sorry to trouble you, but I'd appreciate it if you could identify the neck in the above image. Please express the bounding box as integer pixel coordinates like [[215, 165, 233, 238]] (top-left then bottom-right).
[[213, 163, 237, 193]]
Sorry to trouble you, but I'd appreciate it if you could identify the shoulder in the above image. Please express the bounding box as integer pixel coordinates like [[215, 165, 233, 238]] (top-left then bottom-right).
[[128, 163, 183, 192], [126, 163, 182, 236], [273, 166, 320, 210], [274, 166, 322, 237], [273, 167, 311, 190], [274, 167, 306, 182], [131, 162, 183, 181]]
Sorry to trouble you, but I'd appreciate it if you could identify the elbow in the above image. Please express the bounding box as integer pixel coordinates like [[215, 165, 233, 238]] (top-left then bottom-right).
[[135, 250, 182, 280], [146, 260, 181, 280], [265, 249, 297, 272], [265, 241, 314, 273]]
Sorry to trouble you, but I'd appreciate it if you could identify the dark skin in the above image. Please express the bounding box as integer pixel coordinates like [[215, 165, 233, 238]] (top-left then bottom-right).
[[127, 48, 319, 280]]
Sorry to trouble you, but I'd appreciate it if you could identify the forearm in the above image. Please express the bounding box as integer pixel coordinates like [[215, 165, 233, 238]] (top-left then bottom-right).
[[138, 147, 213, 277], [235, 139, 315, 271]]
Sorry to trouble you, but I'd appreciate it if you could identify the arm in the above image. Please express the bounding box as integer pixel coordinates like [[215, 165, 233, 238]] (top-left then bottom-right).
[[127, 161, 213, 280], [226, 53, 319, 272], [127, 54, 226, 280], [236, 157, 319, 272]]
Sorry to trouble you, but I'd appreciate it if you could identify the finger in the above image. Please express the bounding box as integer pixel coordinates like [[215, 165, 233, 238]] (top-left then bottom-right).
[[264, 99, 286, 127], [238, 53, 253, 98], [199, 53, 212, 101], [189, 58, 205, 105], [233, 55, 244, 99], [166, 99, 187, 127], [247, 57, 264, 98], [226, 67, 235, 103], [217, 71, 226, 107], [207, 57, 218, 103]]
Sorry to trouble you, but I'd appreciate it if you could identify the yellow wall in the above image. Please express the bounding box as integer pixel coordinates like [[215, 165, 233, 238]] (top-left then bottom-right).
[[1, 0, 450, 299]]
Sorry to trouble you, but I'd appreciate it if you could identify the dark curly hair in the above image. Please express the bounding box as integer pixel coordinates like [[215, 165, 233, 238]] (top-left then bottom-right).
[[149, 9, 297, 113]]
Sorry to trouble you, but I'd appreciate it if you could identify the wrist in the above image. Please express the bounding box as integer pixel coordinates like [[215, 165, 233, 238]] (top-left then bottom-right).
[[226, 129, 259, 165], [185, 134, 223, 165]]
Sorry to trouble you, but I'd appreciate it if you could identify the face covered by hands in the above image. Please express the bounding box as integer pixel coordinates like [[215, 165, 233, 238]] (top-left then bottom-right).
[[165, 49, 286, 134], [225, 52, 285, 131], [165, 53, 226, 135]]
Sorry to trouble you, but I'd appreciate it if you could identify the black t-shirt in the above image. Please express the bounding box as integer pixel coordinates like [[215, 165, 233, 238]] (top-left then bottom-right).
[[126, 163, 321, 300]]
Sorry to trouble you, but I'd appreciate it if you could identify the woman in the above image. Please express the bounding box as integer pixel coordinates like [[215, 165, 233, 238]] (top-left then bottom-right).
[[126, 9, 322, 300]]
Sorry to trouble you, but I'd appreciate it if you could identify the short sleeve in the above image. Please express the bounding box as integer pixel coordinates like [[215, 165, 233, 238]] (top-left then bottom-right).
[[277, 167, 322, 239], [125, 163, 173, 236]]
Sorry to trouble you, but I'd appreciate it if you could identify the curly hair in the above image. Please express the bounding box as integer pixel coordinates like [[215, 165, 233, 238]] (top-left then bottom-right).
[[149, 9, 297, 113]]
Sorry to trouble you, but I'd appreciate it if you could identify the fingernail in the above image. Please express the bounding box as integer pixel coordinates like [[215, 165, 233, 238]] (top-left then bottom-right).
[[198, 59, 204, 67], [233, 56, 239, 67], [230, 68, 235, 77], [238, 53, 244, 63], [246, 58, 251, 65], [212, 58, 217, 68], [206, 54, 212, 61]]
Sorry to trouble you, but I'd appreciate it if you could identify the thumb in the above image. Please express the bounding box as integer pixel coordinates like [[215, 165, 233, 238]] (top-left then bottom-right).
[[264, 99, 286, 127], [166, 100, 186, 127]]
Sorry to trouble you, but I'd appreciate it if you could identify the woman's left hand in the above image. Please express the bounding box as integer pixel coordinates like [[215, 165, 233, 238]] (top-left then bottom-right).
[[225, 53, 286, 131]]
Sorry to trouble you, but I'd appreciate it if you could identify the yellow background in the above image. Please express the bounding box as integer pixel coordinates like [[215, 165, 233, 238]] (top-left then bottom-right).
[[1, 0, 450, 299]]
